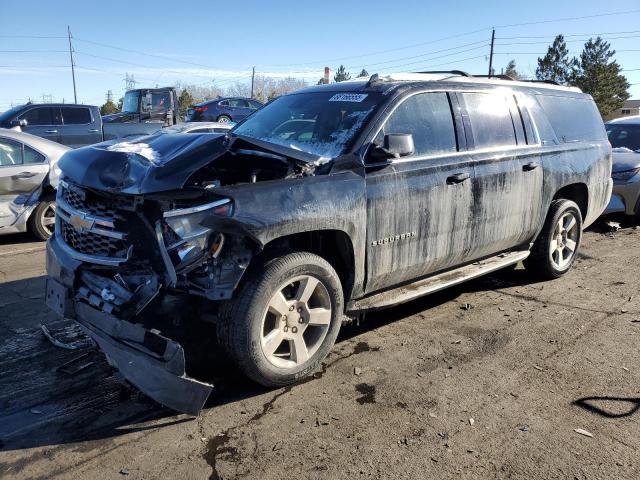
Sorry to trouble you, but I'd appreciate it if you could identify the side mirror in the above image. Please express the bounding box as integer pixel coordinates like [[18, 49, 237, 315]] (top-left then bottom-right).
[[10, 119, 27, 128], [369, 133, 415, 161]]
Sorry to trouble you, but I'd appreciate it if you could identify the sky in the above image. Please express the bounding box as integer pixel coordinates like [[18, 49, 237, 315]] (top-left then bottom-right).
[[1, 0, 640, 111]]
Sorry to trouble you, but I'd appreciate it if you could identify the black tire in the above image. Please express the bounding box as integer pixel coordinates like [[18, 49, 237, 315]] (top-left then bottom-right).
[[524, 199, 582, 279], [28, 200, 56, 241], [217, 252, 343, 387], [216, 115, 232, 123]]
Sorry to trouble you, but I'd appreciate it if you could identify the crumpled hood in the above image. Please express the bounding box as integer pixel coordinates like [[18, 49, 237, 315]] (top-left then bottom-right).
[[58, 133, 227, 194], [612, 151, 640, 173]]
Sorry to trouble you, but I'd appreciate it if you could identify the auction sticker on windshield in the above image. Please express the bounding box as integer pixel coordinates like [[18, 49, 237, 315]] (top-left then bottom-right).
[[329, 93, 368, 102]]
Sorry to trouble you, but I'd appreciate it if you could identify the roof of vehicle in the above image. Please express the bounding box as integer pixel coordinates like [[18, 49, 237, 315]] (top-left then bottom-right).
[[607, 115, 640, 125], [7, 103, 98, 109], [293, 72, 585, 96], [195, 96, 262, 106], [0, 127, 71, 156]]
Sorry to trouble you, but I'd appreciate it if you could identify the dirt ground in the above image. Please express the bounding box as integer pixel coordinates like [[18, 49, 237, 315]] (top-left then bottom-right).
[[0, 221, 639, 480]]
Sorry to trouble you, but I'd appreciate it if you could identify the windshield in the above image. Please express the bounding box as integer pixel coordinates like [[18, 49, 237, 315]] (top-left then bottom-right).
[[607, 124, 640, 152], [232, 91, 381, 158], [122, 91, 140, 113]]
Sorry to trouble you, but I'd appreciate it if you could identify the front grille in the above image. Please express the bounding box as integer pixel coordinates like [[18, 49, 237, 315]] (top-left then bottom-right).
[[56, 180, 133, 264], [61, 220, 129, 258]]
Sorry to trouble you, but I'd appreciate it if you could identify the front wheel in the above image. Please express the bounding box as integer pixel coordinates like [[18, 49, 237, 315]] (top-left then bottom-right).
[[28, 200, 56, 241], [217, 252, 343, 387], [524, 199, 582, 279]]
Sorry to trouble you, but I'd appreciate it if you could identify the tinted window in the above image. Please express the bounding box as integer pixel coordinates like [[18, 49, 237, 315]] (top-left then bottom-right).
[[0, 138, 22, 166], [61, 107, 91, 125], [219, 100, 229, 107], [20, 107, 52, 126], [23, 145, 45, 164], [249, 100, 262, 109], [607, 124, 640, 152], [381, 92, 457, 156], [460, 92, 517, 149], [536, 95, 606, 143]]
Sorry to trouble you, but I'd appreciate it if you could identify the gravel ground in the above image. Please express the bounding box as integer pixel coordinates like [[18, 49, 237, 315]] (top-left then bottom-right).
[[0, 223, 639, 480]]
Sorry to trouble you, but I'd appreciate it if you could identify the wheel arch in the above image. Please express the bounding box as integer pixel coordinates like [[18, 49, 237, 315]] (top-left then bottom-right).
[[259, 229, 356, 302], [552, 183, 588, 221]]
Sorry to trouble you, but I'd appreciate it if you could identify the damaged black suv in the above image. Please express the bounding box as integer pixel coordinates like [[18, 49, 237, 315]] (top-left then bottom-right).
[[45, 72, 611, 414]]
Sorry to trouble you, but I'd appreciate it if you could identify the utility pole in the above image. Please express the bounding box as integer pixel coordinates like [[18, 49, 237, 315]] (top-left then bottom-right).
[[488, 29, 495, 78], [67, 26, 78, 103], [250, 66, 255, 99], [124, 73, 137, 91]]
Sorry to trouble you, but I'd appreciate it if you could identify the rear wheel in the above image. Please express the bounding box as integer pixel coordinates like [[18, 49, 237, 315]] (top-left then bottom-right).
[[217, 252, 343, 387], [217, 115, 232, 123], [28, 200, 56, 241], [524, 199, 582, 279]]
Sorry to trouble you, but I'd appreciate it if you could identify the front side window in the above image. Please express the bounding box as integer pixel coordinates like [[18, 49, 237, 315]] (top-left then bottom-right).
[[122, 91, 140, 113], [460, 92, 517, 149], [20, 107, 53, 126], [0, 138, 23, 166], [233, 91, 381, 159], [61, 107, 92, 125], [380, 92, 457, 156]]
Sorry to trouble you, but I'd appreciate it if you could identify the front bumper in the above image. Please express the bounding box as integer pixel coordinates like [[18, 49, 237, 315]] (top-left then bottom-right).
[[604, 178, 640, 216], [45, 235, 213, 415]]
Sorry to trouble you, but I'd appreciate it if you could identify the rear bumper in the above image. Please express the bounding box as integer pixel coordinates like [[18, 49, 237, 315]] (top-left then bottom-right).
[[45, 236, 213, 415]]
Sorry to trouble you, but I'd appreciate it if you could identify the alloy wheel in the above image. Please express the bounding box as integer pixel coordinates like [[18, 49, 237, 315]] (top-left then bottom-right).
[[549, 211, 578, 270]]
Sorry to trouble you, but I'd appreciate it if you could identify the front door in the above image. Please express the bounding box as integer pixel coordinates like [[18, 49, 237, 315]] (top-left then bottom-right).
[[364, 91, 476, 294], [60, 106, 102, 148], [19, 106, 62, 144], [0, 137, 49, 227]]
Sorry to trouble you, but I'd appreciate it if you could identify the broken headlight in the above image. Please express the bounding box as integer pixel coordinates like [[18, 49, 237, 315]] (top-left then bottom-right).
[[162, 199, 232, 266]]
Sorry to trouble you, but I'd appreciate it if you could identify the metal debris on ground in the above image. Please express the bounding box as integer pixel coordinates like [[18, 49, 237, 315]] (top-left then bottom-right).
[[56, 352, 94, 375], [574, 428, 593, 438], [119, 467, 130, 475], [533, 365, 544, 371], [40, 324, 80, 350], [518, 425, 530, 432]]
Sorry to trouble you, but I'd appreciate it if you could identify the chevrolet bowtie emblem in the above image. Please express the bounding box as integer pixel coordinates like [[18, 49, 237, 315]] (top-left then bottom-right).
[[68, 213, 94, 232]]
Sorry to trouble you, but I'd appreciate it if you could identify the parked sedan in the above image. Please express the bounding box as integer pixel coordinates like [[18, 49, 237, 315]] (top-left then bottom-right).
[[186, 97, 262, 123], [0, 128, 70, 239], [160, 121, 233, 134], [604, 116, 640, 220]]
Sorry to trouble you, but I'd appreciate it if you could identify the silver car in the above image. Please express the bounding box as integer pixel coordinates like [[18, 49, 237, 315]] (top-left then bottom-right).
[[604, 116, 640, 220], [0, 128, 70, 239]]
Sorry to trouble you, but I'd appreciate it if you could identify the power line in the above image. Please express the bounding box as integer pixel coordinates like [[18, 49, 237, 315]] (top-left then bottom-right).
[[493, 8, 640, 29], [497, 34, 640, 46], [0, 50, 67, 53], [497, 29, 640, 40]]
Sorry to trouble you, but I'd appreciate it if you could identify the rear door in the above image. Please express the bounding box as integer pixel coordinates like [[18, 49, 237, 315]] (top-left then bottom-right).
[[227, 99, 252, 120], [19, 107, 61, 144], [364, 91, 476, 293], [457, 90, 544, 258], [60, 106, 101, 147], [0, 137, 49, 227]]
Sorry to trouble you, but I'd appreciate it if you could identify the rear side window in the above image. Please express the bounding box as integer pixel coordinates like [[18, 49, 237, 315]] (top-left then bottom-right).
[[460, 92, 517, 149], [536, 95, 606, 143], [20, 107, 52, 126], [61, 107, 91, 125], [382, 92, 457, 156], [24, 145, 45, 164]]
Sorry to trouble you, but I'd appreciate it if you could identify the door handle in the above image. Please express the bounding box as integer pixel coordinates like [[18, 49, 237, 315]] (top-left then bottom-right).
[[11, 172, 37, 179], [45, 129, 58, 133], [523, 162, 539, 171], [446, 172, 470, 184], [87, 129, 100, 133]]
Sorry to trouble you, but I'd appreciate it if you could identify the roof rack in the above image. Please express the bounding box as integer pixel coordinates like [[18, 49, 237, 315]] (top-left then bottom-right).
[[473, 74, 515, 81], [414, 70, 471, 77]]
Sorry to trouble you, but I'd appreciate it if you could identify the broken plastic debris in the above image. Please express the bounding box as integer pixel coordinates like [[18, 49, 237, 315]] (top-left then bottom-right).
[[468, 418, 475, 426], [574, 428, 593, 438], [353, 367, 363, 376], [41, 324, 80, 350]]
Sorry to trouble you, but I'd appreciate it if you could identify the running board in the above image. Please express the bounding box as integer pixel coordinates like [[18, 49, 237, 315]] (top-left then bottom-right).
[[348, 250, 530, 312]]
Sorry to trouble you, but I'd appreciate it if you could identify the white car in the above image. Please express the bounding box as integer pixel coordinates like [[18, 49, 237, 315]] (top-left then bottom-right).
[[0, 128, 70, 239]]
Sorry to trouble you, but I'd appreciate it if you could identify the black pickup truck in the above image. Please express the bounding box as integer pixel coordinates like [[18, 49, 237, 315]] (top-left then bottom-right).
[[45, 72, 611, 414]]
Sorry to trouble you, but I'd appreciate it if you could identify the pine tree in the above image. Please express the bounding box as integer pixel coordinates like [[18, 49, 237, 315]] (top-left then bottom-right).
[[536, 35, 578, 85], [178, 89, 195, 118], [100, 99, 119, 115], [333, 65, 351, 83], [573, 37, 630, 118], [504, 60, 520, 80], [358, 68, 369, 78]]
